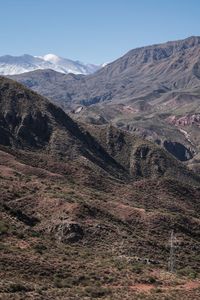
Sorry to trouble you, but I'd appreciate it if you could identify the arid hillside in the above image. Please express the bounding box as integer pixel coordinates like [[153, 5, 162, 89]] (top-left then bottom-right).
[[1, 77, 200, 299], [10, 36, 200, 173]]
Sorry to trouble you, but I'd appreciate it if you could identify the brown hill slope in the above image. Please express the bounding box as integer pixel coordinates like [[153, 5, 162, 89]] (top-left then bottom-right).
[[0, 76, 129, 178], [1, 77, 200, 299], [1, 76, 199, 184], [1, 147, 200, 299]]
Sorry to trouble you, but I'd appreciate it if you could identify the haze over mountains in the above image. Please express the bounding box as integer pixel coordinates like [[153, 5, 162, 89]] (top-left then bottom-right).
[[0, 53, 101, 75], [10, 36, 200, 172]]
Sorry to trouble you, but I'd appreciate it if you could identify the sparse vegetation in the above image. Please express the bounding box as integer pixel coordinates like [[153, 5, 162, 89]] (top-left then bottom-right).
[[0, 76, 200, 300], [8, 283, 30, 293], [0, 221, 9, 235]]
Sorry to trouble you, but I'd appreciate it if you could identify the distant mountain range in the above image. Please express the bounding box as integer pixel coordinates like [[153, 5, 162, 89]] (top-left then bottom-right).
[[10, 36, 200, 172], [0, 53, 101, 75]]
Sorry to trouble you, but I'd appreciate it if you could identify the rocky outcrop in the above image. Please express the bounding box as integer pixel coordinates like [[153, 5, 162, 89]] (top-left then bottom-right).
[[193, 60, 200, 79], [163, 141, 193, 161], [0, 111, 51, 148], [167, 114, 200, 127], [52, 221, 84, 243]]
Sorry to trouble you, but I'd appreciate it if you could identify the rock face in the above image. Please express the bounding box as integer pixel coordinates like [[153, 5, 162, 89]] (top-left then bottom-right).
[[167, 114, 200, 127], [1, 111, 51, 148], [0, 78, 52, 148], [163, 141, 193, 161], [54, 222, 84, 243]]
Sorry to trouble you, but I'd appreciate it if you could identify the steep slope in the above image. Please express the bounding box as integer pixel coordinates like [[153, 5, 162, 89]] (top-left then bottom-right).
[[1, 76, 200, 299], [1, 145, 200, 300], [10, 36, 200, 170], [1, 76, 199, 185], [0, 76, 129, 179], [11, 36, 200, 107], [10, 69, 79, 109], [0, 54, 100, 75]]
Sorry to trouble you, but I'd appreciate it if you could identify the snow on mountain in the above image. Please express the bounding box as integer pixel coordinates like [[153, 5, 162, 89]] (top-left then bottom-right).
[[42, 54, 61, 64], [0, 54, 101, 75]]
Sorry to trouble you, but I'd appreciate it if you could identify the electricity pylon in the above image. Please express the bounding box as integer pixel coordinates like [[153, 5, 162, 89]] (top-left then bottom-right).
[[168, 229, 177, 273]]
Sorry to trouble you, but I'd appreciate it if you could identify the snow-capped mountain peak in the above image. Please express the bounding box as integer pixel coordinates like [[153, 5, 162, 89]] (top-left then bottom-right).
[[0, 54, 101, 75], [41, 54, 61, 64]]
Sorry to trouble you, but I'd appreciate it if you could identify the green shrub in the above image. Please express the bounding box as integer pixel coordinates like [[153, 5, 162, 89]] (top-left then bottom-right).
[[30, 230, 41, 237], [177, 267, 198, 279], [0, 221, 9, 235], [131, 263, 143, 274], [34, 243, 47, 254], [8, 283, 30, 293], [147, 276, 157, 284], [84, 286, 111, 298], [53, 277, 73, 288]]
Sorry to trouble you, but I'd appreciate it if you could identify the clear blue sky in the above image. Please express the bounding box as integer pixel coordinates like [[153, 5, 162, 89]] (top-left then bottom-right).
[[1, 0, 200, 64]]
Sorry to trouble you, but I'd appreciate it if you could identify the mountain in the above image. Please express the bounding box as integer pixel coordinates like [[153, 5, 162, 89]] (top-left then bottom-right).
[[11, 36, 200, 106], [10, 36, 200, 172], [1, 76, 198, 183], [1, 76, 200, 299], [0, 54, 101, 75]]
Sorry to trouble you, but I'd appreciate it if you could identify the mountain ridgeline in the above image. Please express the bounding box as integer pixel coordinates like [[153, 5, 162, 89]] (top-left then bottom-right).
[[1, 75, 200, 299], [10, 36, 200, 107], [10, 36, 200, 171], [0, 53, 100, 75], [0, 76, 199, 184]]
